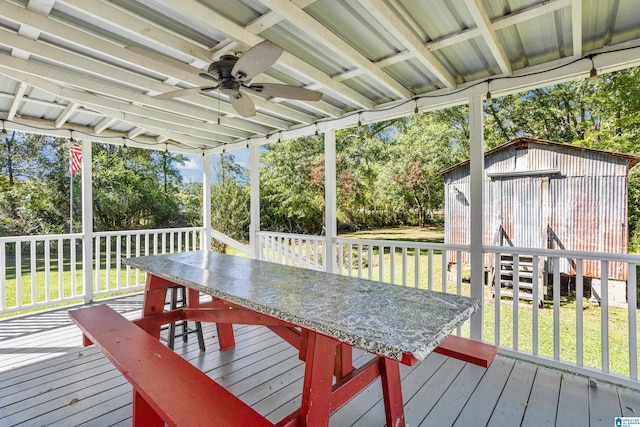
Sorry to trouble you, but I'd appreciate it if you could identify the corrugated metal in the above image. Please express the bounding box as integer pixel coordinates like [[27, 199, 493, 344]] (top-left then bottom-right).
[[445, 140, 634, 280]]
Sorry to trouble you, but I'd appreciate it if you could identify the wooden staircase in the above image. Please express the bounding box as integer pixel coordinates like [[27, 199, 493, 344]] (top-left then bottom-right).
[[493, 255, 544, 307]]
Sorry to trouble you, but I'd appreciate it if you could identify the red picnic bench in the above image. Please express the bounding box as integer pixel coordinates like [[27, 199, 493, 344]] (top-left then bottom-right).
[[70, 303, 496, 427], [69, 304, 274, 427]]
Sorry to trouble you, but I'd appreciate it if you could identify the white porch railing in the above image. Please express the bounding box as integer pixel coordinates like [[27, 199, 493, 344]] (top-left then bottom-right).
[[257, 231, 640, 387], [256, 231, 325, 270], [0, 227, 204, 316]]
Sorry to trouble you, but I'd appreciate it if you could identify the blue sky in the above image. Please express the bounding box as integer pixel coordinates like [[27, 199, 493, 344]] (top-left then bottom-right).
[[180, 148, 251, 184]]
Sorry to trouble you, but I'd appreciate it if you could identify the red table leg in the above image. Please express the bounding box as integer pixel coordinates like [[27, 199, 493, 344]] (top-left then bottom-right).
[[141, 275, 173, 339], [299, 333, 337, 426], [379, 357, 405, 427]]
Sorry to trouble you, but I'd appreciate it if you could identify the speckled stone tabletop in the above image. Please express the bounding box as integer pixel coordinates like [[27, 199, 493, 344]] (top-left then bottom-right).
[[123, 250, 479, 363]]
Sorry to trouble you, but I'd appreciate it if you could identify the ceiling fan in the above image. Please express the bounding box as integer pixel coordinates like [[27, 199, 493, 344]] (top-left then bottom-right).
[[151, 40, 323, 117]]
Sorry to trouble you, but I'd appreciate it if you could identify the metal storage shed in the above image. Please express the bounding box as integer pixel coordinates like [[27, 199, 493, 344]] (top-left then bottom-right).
[[442, 138, 640, 301]]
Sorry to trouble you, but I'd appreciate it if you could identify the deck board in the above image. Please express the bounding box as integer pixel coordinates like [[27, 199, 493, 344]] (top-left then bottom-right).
[[0, 293, 639, 426]]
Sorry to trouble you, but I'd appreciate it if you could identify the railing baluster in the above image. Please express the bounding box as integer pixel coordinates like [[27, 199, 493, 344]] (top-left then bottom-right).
[[95, 236, 101, 293], [16, 242, 22, 307], [126, 234, 131, 288], [162, 232, 167, 254], [628, 263, 638, 381], [170, 232, 174, 253], [428, 249, 433, 291], [116, 235, 122, 290], [390, 246, 396, 285], [494, 251, 501, 347], [70, 237, 77, 297], [401, 246, 407, 286], [414, 247, 420, 288], [58, 239, 64, 299], [44, 239, 51, 303], [178, 231, 183, 253], [441, 249, 447, 293], [136, 234, 141, 287], [30, 240, 36, 304], [378, 245, 384, 282], [347, 243, 353, 277], [553, 258, 561, 361], [576, 259, 583, 367], [357, 245, 363, 278], [367, 245, 373, 280], [513, 256, 519, 352], [105, 236, 111, 291], [532, 255, 539, 356], [601, 260, 609, 374]]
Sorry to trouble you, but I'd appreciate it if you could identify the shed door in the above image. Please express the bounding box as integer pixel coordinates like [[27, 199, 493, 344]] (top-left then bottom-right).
[[495, 176, 546, 249]]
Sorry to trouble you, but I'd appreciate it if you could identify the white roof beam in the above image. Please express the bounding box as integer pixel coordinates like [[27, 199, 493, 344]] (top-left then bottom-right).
[[127, 127, 144, 139], [55, 101, 79, 128], [572, 0, 583, 59], [157, 0, 374, 109], [0, 59, 224, 148], [93, 117, 118, 135], [464, 0, 512, 75], [55, 0, 212, 63], [7, 81, 26, 120], [357, 0, 457, 88], [260, 0, 414, 99], [0, 0, 305, 130]]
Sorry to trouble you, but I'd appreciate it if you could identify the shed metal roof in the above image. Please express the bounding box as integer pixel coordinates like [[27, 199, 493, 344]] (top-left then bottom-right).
[[440, 137, 640, 176], [1, 0, 640, 154]]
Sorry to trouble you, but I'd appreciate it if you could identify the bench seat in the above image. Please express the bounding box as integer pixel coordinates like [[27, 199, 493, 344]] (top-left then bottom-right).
[[69, 304, 274, 427], [433, 335, 498, 368]]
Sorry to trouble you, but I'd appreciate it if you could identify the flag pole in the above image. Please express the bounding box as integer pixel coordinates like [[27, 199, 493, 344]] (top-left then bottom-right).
[[70, 170, 73, 233]]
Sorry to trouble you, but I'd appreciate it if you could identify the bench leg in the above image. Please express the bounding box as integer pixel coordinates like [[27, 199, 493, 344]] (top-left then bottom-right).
[[132, 390, 163, 427], [379, 357, 405, 427]]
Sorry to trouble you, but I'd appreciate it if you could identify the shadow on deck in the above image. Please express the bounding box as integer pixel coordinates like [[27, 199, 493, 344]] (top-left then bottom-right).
[[0, 293, 638, 426]]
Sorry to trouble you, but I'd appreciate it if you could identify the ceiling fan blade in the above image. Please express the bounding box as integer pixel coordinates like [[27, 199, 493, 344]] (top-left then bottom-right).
[[246, 83, 323, 101], [229, 93, 256, 117], [231, 40, 283, 81], [152, 86, 216, 99]]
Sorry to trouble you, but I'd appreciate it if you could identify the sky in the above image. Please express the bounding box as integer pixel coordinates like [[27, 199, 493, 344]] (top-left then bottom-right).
[[179, 148, 251, 184]]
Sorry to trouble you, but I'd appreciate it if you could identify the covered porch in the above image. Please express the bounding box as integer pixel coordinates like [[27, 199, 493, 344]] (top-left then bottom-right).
[[1, 293, 636, 426], [1, 0, 640, 425]]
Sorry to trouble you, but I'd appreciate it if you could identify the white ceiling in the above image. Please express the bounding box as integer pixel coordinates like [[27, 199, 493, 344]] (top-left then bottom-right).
[[1, 0, 640, 154]]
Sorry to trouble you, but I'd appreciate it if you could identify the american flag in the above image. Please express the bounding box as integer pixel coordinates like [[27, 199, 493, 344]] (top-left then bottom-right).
[[69, 141, 82, 175]]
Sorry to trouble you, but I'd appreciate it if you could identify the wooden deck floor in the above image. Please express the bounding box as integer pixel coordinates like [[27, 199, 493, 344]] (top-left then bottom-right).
[[0, 293, 638, 427]]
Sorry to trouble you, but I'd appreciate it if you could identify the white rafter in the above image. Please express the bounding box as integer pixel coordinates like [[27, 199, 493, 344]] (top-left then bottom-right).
[[464, 0, 512, 76], [55, 102, 79, 128], [259, 0, 413, 99], [356, 0, 457, 88], [157, 0, 375, 109], [7, 81, 26, 120], [572, 0, 583, 59]]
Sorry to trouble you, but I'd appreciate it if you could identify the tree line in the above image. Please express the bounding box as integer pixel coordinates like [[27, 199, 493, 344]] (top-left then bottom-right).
[[1, 67, 640, 249]]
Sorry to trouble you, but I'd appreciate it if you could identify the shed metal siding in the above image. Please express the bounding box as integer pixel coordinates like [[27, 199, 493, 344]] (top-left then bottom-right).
[[444, 140, 634, 280]]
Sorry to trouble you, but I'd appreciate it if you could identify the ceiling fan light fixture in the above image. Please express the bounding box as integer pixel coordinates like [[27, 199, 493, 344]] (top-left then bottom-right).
[[1, 120, 7, 135]]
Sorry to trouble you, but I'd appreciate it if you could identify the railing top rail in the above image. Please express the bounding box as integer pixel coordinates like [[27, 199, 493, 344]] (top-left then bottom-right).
[[0, 233, 84, 243], [95, 227, 205, 237], [256, 231, 324, 241], [484, 244, 640, 263], [335, 236, 470, 251]]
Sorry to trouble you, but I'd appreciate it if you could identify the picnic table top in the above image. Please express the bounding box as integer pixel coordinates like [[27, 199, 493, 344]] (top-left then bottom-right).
[[123, 250, 479, 363]]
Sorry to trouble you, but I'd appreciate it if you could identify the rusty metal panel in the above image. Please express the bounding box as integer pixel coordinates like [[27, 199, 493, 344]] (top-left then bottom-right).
[[444, 140, 632, 280]]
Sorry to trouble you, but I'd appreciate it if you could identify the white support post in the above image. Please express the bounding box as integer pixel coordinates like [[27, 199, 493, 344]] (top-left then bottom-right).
[[249, 144, 261, 259], [202, 153, 212, 251], [81, 139, 93, 303], [469, 86, 485, 341], [324, 129, 337, 273]]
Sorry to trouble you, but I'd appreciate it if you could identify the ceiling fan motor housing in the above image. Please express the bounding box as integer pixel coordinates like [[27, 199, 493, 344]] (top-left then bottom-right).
[[207, 55, 238, 81]]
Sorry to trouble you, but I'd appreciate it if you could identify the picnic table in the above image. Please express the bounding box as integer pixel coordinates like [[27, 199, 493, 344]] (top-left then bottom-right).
[[115, 250, 485, 426]]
